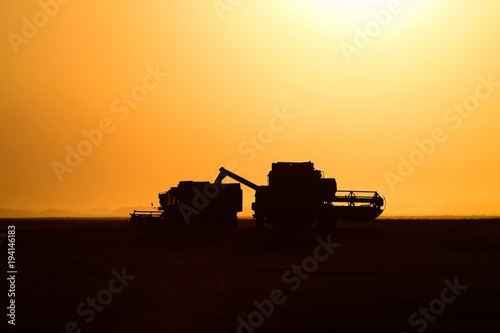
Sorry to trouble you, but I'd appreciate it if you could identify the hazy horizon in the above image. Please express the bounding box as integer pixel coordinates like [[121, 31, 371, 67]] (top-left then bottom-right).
[[1, 204, 500, 219]]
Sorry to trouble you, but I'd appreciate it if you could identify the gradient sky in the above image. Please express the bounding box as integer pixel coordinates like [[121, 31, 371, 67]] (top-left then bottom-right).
[[1, 0, 500, 216]]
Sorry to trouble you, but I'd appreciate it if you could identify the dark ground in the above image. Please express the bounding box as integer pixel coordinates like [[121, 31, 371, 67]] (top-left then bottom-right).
[[1, 218, 499, 333]]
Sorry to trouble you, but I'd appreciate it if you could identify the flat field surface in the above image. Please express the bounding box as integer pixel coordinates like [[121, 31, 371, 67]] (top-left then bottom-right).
[[1, 218, 499, 332]]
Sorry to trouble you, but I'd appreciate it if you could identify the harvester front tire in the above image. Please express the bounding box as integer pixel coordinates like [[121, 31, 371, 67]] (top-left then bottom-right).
[[221, 214, 238, 229]]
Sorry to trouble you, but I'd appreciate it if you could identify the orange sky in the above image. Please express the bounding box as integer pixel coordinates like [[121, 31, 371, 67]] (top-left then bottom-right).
[[1, 0, 500, 217]]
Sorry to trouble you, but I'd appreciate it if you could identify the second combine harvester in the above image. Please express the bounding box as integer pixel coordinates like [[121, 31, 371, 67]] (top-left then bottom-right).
[[131, 161, 385, 228]]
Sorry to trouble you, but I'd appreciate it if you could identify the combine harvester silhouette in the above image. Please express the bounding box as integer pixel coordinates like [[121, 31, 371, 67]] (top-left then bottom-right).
[[130, 161, 385, 229]]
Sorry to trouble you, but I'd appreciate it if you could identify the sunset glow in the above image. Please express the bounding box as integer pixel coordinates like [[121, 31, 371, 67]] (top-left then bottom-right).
[[1, 0, 500, 217]]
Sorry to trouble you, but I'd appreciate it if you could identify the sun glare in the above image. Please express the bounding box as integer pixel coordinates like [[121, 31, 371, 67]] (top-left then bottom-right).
[[287, 0, 414, 27], [291, 0, 393, 14]]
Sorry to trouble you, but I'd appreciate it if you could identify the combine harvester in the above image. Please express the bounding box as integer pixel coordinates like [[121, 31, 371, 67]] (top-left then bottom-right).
[[130, 161, 385, 228]]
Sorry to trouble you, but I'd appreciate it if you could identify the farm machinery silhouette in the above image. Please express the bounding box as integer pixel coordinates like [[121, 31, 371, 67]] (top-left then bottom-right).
[[130, 162, 385, 228]]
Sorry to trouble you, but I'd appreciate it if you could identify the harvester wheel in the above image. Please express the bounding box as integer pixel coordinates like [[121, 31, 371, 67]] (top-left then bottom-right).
[[221, 214, 238, 229]]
